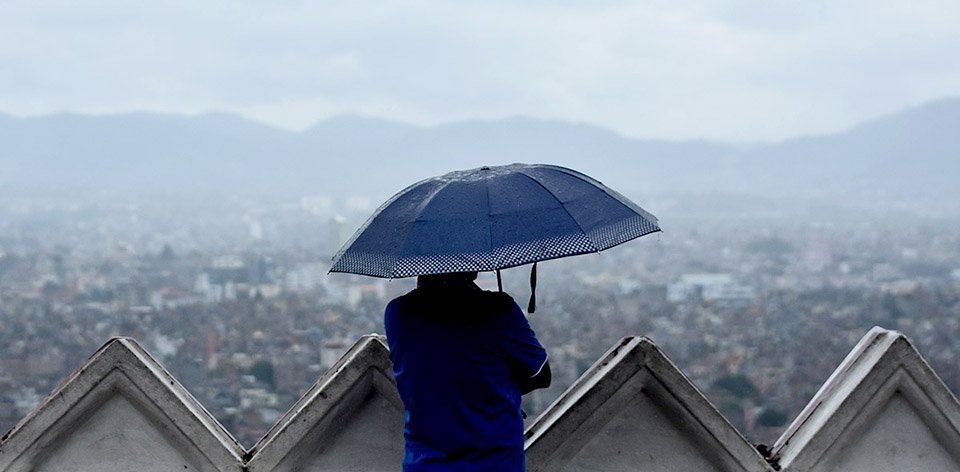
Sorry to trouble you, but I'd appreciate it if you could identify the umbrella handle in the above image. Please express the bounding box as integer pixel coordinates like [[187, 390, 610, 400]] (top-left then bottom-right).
[[496, 269, 503, 292], [527, 262, 537, 314]]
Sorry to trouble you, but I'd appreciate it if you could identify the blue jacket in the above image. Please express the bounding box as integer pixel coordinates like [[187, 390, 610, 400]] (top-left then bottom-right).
[[385, 282, 548, 472]]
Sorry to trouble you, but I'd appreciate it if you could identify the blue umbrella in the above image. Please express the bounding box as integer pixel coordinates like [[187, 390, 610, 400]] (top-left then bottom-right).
[[330, 163, 660, 309]]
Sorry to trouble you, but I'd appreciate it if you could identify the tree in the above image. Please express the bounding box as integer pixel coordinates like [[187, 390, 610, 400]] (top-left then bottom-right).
[[249, 359, 276, 390], [712, 374, 759, 400], [756, 407, 788, 427]]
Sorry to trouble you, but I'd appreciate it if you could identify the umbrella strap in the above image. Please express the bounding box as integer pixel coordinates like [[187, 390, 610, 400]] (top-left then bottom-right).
[[496, 269, 503, 292], [527, 262, 537, 314]]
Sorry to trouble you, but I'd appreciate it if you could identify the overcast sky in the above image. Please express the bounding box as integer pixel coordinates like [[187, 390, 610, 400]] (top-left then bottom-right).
[[1, 0, 958, 141]]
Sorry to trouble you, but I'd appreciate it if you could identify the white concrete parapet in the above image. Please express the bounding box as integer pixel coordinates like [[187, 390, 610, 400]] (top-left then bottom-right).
[[2, 328, 959, 471], [0, 337, 245, 472], [524, 336, 774, 472], [771, 326, 960, 472]]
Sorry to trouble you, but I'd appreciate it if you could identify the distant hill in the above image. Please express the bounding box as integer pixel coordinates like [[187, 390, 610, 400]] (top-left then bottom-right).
[[1, 99, 958, 216]]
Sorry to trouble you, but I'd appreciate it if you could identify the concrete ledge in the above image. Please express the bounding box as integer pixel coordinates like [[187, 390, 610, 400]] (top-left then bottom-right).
[[246, 334, 404, 472], [524, 336, 774, 472], [771, 326, 960, 472], [0, 337, 245, 472], [3, 327, 958, 471]]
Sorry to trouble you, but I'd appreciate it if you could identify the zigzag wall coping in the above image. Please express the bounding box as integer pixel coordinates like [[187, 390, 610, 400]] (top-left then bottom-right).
[[246, 334, 404, 472], [771, 326, 960, 472], [0, 337, 245, 472], [4, 327, 959, 472], [523, 336, 774, 472]]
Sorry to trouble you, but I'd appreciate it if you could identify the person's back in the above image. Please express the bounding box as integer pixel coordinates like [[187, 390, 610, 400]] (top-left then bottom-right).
[[384, 273, 549, 472]]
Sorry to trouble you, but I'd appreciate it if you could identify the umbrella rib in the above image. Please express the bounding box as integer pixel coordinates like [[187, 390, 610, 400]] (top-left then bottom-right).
[[538, 164, 659, 227], [331, 172, 446, 274], [485, 179, 497, 268], [517, 171, 601, 254], [390, 177, 459, 278]]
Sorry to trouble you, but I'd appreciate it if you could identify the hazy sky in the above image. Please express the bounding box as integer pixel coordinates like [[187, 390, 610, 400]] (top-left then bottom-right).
[[1, 0, 958, 140]]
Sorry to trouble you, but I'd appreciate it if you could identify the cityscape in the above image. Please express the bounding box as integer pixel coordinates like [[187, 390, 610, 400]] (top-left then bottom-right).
[[1, 194, 957, 448], [2, 2, 959, 470]]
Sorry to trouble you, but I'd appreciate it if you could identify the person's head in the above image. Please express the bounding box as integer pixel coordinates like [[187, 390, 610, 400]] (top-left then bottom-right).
[[417, 271, 478, 287]]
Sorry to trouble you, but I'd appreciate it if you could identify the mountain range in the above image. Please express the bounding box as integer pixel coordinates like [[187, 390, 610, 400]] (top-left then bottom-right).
[[1, 99, 958, 217]]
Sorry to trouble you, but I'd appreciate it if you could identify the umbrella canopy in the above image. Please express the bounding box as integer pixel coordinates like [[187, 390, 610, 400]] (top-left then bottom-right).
[[330, 163, 660, 279]]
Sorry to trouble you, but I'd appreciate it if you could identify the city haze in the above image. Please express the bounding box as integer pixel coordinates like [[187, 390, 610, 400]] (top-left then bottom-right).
[[2, 0, 960, 453]]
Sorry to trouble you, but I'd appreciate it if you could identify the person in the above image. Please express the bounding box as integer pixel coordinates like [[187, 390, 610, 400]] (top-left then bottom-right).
[[384, 271, 551, 472]]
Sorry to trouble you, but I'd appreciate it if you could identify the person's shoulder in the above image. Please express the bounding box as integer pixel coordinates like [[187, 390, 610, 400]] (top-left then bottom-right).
[[385, 296, 401, 312], [476, 290, 519, 313], [386, 290, 417, 314]]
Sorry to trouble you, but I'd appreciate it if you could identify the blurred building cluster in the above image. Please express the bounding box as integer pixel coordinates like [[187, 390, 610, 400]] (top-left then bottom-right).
[[0, 196, 958, 446]]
